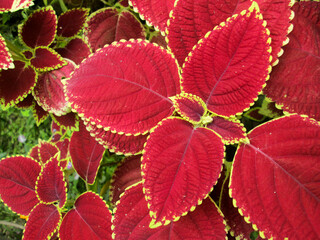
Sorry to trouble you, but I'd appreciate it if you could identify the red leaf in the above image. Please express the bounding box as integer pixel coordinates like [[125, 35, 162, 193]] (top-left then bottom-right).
[[0, 34, 13, 69], [230, 115, 320, 239], [172, 93, 207, 124], [16, 93, 33, 109], [23, 204, 61, 240], [30, 47, 66, 72], [57, 8, 89, 38], [181, 5, 271, 116], [33, 59, 75, 116], [129, 0, 175, 32], [85, 120, 148, 155], [19, 6, 57, 48], [0, 61, 37, 109], [51, 112, 79, 131], [37, 141, 59, 165], [113, 183, 227, 239], [167, 0, 252, 66], [36, 157, 67, 208], [59, 192, 112, 240], [110, 155, 142, 205], [0, 0, 33, 12], [142, 117, 224, 225], [0, 156, 41, 215], [70, 122, 105, 184], [84, 8, 145, 52], [264, 2, 320, 120], [66, 40, 180, 135], [206, 116, 247, 144], [55, 38, 91, 65], [31, 99, 49, 126]]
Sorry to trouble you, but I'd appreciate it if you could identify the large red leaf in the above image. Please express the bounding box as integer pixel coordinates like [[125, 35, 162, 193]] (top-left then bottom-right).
[[113, 182, 227, 239], [264, 2, 320, 120], [30, 47, 66, 72], [84, 120, 148, 155], [129, 0, 175, 32], [57, 8, 89, 38], [0, 61, 37, 109], [110, 155, 142, 205], [181, 5, 271, 116], [142, 117, 224, 226], [55, 38, 91, 65], [66, 39, 180, 135], [84, 8, 145, 52], [23, 203, 61, 240], [32, 59, 75, 116], [69, 122, 105, 184], [19, 6, 57, 48], [0, 34, 13, 69], [0, 156, 41, 216], [59, 192, 112, 240], [36, 157, 67, 208], [230, 115, 320, 239]]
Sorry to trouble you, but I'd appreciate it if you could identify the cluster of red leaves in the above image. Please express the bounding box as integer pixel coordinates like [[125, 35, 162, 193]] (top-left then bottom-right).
[[0, 0, 320, 240]]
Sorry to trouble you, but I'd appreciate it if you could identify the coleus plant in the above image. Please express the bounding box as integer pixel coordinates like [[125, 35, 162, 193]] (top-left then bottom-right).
[[0, 0, 319, 240]]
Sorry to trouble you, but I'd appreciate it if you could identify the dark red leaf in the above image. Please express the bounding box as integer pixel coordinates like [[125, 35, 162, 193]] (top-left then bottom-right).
[[70, 122, 105, 184], [0, 34, 13, 69], [66, 39, 180, 135], [84, 120, 148, 155], [181, 5, 271, 116], [0, 156, 41, 215], [84, 8, 145, 52], [30, 47, 66, 72], [55, 38, 91, 65], [113, 182, 227, 239], [150, 32, 167, 49], [206, 116, 247, 144], [129, 0, 175, 32], [172, 93, 207, 124], [16, 94, 33, 109], [59, 192, 112, 240], [36, 157, 67, 208], [33, 59, 75, 115], [243, 107, 266, 122], [142, 117, 224, 225], [57, 8, 89, 37], [37, 141, 59, 165], [51, 112, 79, 131], [110, 155, 142, 205], [31, 99, 50, 126], [259, 98, 284, 119], [230, 115, 320, 239], [0, 61, 36, 109], [23, 204, 61, 240], [264, 2, 320, 120], [19, 6, 57, 48]]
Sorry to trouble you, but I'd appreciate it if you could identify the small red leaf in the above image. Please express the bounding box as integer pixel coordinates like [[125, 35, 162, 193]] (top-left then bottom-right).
[[19, 6, 57, 48], [129, 0, 175, 32], [16, 94, 34, 109], [66, 40, 180, 135], [0, 61, 37, 109], [230, 115, 320, 239], [55, 38, 91, 65], [23, 203, 61, 240], [181, 5, 271, 116], [30, 47, 66, 72], [33, 59, 75, 115], [264, 2, 320, 120], [59, 192, 112, 240], [206, 116, 247, 144], [57, 8, 89, 37], [0, 34, 13, 69], [37, 141, 59, 165], [85, 120, 148, 155], [36, 157, 67, 208], [113, 182, 227, 239], [142, 117, 224, 225], [84, 8, 145, 52], [70, 122, 105, 184], [31, 99, 50, 126], [0, 156, 41, 216], [51, 112, 79, 131], [110, 155, 142, 205], [172, 93, 207, 124]]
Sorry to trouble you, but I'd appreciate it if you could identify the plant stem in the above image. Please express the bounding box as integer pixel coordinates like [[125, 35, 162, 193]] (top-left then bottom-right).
[[58, 0, 68, 12], [100, 180, 110, 197], [0, 220, 24, 230]]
